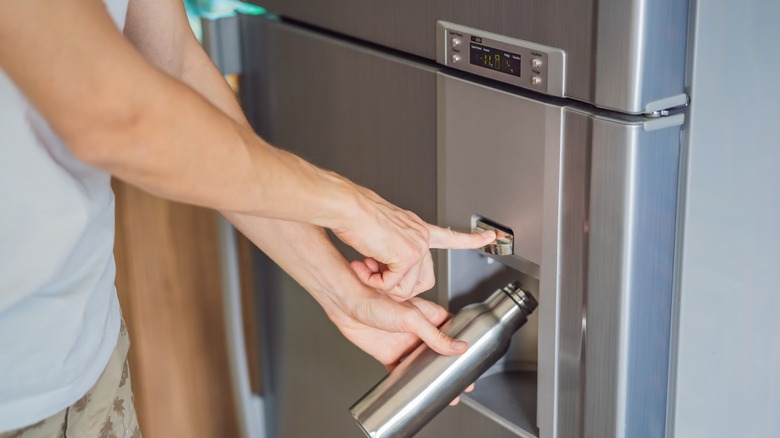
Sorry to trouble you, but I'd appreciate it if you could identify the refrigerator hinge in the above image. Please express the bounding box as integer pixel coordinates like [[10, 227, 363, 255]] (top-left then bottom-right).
[[646, 109, 670, 118], [643, 93, 690, 117], [201, 15, 242, 75]]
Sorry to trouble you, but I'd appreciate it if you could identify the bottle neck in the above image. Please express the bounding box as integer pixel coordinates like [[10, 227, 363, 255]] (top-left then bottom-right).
[[485, 282, 538, 329]]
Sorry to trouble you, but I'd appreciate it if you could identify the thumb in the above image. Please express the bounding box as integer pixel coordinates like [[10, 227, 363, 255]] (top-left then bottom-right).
[[427, 224, 496, 250], [402, 308, 467, 356]]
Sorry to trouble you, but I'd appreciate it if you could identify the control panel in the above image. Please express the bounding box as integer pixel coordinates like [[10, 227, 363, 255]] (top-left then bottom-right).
[[436, 21, 566, 97]]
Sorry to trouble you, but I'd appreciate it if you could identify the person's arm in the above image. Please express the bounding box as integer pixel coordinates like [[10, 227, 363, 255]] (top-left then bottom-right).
[[120, 0, 485, 357], [1, 0, 328, 222], [0, 0, 493, 300], [226, 214, 474, 404], [227, 214, 466, 359]]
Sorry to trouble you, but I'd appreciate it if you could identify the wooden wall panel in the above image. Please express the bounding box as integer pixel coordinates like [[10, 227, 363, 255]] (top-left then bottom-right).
[[113, 180, 239, 438]]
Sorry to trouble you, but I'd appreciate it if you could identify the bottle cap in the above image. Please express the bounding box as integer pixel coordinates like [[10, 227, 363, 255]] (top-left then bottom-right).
[[503, 281, 538, 314]]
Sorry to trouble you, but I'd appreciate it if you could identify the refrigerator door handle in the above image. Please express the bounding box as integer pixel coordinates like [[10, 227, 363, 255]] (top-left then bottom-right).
[[203, 16, 265, 438], [217, 218, 267, 438]]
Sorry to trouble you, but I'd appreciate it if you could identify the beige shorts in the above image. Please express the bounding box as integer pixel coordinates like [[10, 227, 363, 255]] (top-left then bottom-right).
[[1, 320, 141, 438]]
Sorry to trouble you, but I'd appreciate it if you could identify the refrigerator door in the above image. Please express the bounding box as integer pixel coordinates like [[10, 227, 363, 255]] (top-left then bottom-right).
[[240, 12, 684, 438], [239, 15, 520, 438], [573, 106, 682, 438], [437, 73, 683, 438], [248, 0, 688, 114]]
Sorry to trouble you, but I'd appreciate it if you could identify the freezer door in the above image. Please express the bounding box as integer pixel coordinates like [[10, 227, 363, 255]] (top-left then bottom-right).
[[248, 0, 688, 114], [438, 73, 683, 438], [240, 15, 522, 438]]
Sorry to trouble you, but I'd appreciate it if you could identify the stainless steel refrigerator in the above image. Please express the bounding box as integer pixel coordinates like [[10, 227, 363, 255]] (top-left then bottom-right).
[[210, 1, 743, 437]]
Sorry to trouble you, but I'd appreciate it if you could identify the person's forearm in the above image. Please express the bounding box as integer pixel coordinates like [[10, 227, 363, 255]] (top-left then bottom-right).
[[103, 80, 356, 225], [83, 56, 358, 228], [173, 36, 364, 323], [223, 213, 353, 320], [0, 0, 359, 230]]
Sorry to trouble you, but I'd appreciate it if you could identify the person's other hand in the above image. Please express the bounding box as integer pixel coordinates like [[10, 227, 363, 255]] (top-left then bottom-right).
[[329, 284, 467, 358], [333, 187, 495, 301], [330, 294, 474, 406]]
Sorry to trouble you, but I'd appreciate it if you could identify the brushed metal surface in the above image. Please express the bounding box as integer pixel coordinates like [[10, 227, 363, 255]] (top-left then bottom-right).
[[437, 73, 562, 271], [582, 110, 682, 438], [240, 21, 438, 221], [201, 15, 242, 75], [437, 72, 564, 438], [549, 109, 592, 438], [594, 0, 689, 113], [462, 370, 538, 438], [239, 13, 685, 438], [436, 70, 681, 438], [250, 0, 596, 105], [248, 0, 687, 113], [239, 16, 527, 437]]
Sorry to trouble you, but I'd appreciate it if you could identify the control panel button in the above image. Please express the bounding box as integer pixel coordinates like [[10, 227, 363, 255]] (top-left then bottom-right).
[[531, 58, 543, 68], [451, 38, 462, 48], [452, 54, 461, 63], [531, 76, 543, 86]]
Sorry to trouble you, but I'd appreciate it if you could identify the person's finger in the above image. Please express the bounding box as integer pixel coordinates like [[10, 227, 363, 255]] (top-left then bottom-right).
[[401, 308, 467, 356], [364, 257, 381, 273], [391, 253, 424, 300], [350, 260, 378, 286], [427, 225, 496, 250], [403, 209, 429, 230], [450, 384, 476, 406], [411, 251, 435, 295], [352, 258, 394, 292], [356, 262, 405, 292], [390, 248, 434, 299], [408, 297, 450, 327], [362, 236, 425, 293]]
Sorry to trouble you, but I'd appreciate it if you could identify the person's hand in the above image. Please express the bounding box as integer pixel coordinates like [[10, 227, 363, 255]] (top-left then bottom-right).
[[332, 186, 495, 301], [226, 210, 476, 357], [224, 212, 477, 403], [327, 282, 467, 358], [329, 293, 474, 406]]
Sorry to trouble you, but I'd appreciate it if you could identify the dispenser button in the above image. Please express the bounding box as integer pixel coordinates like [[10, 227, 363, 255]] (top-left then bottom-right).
[[531, 58, 543, 68], [451, 38, 462, 48], [531, 76, 543, 86], [474, 219, 514, 256], [451, 54, 461, 63]]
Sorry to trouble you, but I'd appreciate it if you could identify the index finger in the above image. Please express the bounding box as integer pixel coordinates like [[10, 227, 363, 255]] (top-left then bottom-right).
[[427, 224, 496, 250]]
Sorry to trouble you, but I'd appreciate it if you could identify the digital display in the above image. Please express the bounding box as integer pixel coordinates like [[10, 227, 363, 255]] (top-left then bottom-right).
[[469, 43, 521, 77]]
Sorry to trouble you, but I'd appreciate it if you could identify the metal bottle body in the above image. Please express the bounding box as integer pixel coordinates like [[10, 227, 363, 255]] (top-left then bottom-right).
[[350, 282, 537, 438]]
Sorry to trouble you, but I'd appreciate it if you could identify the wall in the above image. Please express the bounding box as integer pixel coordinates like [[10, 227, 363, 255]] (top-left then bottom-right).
[[670, 1, 780, 436]]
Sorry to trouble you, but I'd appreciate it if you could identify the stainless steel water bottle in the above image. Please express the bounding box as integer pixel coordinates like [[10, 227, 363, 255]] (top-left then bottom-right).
[[349, 281, 538, 438]]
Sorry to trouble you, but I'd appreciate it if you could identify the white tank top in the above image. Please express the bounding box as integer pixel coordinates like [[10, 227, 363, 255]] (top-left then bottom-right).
[[0, 1, 128, 431]]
